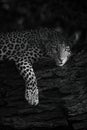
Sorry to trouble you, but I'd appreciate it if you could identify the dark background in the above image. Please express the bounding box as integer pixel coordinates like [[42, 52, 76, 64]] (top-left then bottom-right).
[[0, 0, 87, 130]]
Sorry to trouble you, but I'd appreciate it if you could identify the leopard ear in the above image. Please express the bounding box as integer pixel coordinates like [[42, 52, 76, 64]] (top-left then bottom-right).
[[69, 31, 81, 45], [74, 32, 81, 42], [69, 32, 81, 45]]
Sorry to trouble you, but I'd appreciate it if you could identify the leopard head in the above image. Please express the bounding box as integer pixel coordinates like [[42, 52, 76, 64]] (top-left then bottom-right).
[[46, 32, 80, 66]]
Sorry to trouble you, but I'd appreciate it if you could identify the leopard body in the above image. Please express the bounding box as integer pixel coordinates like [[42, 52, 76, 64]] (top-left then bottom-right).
[[0, 28, 72, 105]]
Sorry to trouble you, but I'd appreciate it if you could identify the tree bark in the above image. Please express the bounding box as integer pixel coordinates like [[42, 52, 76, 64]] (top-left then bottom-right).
[[0, 41, 87, 130]]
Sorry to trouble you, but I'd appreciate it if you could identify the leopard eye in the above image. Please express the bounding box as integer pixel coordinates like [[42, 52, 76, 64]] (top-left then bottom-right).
[[65, 46, 71, 55], [65, 46, 70, 51]]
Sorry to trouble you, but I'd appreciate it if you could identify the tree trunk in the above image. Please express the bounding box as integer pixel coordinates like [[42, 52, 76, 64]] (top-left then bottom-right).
[[0, 42, 87, 130]]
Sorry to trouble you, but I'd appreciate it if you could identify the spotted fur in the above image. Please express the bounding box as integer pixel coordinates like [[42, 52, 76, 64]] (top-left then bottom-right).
[[0, 28, 74, 105]]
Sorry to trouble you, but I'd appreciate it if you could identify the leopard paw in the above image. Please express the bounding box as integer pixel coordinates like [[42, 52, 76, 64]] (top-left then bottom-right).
[[25, 88, 39, 106]]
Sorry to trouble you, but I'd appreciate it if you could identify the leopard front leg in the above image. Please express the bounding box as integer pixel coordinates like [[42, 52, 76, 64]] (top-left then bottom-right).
[[15, 58, 39, 105]]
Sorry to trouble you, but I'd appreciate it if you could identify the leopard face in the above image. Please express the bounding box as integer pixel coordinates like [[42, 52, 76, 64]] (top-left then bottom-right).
[[55, 44, 71, 66], [45, 31, 80, 67], [46, 43, 71, 66]]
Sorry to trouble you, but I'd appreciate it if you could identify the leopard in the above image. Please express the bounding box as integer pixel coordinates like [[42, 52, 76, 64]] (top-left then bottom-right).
[[0, 27, 79, 106]]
